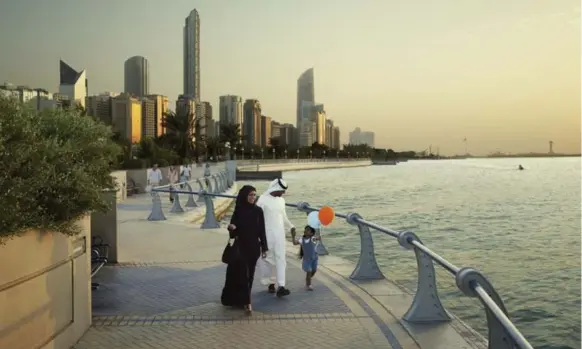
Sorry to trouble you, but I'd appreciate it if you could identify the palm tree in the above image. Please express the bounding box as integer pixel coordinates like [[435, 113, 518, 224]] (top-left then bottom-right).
[[162, 109, 196, 162], [220, 123, 243, 146]]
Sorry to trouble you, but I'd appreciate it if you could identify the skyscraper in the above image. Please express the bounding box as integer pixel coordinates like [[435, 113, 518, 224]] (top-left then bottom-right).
[[183, 9, 201, 99], [296, 68, 315, 140], [243, 99, 262, 148], [219, 95, 243, 126], [124, 56, 150, 97], [59, 60, 88, 108]]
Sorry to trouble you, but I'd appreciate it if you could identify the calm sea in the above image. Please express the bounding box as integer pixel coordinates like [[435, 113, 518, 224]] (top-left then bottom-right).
[[244, 157, 581, 349]]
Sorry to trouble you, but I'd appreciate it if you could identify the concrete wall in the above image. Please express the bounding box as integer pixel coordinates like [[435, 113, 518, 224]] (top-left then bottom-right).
[[0, 216, 92, 349], [237, 160, 371, 172]]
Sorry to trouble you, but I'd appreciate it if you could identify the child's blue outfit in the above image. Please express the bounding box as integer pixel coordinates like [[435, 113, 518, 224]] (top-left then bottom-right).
[[298, 236, 318, 273]]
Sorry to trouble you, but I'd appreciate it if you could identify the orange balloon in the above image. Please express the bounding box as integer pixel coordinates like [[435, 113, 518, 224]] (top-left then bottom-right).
[[318, 206, 335, 226]]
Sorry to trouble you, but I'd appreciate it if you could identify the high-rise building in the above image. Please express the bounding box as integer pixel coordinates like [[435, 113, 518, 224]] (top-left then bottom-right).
[[271, 121, 281, 139], [124, 56, 150, 97], [349, 127, 375, 147], [201, 101, 214, 140], [175, 95, 197, 141], [333, 127, 341, 150], [296, 68, 315, 145], [183, 9, 200, 99], [243, 99, 262, 148], [279, 123, 296, 147], [325, 119, 334, 148], [86, 93, 117, 124], [112, 93, 142, 143], [141, 98, 156, 139], [313, 106, 326, 145], [219, 95, 243, 126], [59, 60, 88, 108], [261, 115, 272, 146], [146, 94, 168, 137]]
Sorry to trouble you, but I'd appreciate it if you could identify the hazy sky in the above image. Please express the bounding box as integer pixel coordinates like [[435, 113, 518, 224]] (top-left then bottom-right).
[[0, 0, 579, 155]]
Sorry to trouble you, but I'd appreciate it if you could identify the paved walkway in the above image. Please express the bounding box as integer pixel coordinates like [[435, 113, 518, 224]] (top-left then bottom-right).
[[75, 190, 485, 349]]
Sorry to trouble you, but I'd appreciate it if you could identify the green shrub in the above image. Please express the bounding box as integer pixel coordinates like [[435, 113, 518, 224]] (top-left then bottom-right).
[[0, 97, 121, 241]]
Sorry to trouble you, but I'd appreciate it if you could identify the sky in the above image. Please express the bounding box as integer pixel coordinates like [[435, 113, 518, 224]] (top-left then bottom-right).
[[0, 0, 579, 155]]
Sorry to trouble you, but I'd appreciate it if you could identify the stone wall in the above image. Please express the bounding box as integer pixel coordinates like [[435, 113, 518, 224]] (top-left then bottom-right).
[[0, 216, 92, 349]]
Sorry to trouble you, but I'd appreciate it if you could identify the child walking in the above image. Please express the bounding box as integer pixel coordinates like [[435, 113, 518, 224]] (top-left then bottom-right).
[[293, 225, 320, 291]]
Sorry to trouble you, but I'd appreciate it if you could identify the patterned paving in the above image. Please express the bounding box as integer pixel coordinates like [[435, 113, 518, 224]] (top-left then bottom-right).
[[79, 260, 402, 349]]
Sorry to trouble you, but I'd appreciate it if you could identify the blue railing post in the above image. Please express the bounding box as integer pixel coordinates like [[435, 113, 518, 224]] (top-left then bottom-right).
[[200, 190, 220, 229], [184, 182, 198, 208], [456, 268, 517, 349], [196, 178, 206, 204], [295, 202, 329, 255], [345, 212, 385, 280], [168, 186, 184, 213], [213, 174, 220, 194], [147, 192, 167, 221], [397, 231, 451, 323]]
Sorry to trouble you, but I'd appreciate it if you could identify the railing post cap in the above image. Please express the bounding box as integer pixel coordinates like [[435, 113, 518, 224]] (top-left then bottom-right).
[[296, 201, 310, 212], [345, 212, 362, 225], [455, 267, 487, 298], [397, 230, 418, 250]]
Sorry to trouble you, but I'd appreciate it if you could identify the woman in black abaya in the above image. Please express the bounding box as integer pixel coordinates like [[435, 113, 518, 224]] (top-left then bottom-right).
[[220, 185, 268, 314]]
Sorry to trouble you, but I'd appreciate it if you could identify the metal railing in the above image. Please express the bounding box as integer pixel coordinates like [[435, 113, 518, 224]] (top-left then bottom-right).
[[236, 158, 370, 166], [149, 183, 533, 349]]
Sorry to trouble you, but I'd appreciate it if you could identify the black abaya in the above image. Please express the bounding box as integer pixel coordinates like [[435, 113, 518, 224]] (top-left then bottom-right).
[[221, 187, 268, 307]]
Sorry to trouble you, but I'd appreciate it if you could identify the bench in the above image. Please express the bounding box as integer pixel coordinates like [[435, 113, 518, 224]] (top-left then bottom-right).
[[91, 236, 110, 290], [127, 178, 140, 196]]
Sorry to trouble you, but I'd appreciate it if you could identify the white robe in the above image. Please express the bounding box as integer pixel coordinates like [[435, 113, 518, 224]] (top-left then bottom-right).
[[256, 179, 294, 288]]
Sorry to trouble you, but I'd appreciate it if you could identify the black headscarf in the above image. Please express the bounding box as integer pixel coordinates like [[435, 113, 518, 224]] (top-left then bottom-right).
[[234, 185, 257, 213]]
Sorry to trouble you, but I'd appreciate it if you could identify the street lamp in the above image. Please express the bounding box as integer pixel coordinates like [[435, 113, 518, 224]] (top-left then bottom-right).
[[284, 149, 288, 159], [261, 148, 264, 160], [296, 149, 300, 160], [233, 146, 237, 160], [241, 147, 245, 161], [348, 152, 350, 159], [272, 148, 276, 159], [309, 150, 312, 160], [336, 150, 339, 159], [356, 152, 359, 159], [323, 150, 326, 160]]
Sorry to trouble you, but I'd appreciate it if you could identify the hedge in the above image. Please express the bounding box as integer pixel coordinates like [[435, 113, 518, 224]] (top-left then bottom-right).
[[0, 97, 121, 241]]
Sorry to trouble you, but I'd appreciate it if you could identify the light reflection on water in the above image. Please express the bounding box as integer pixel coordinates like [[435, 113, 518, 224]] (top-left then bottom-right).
[[239, 157, 581, 349]]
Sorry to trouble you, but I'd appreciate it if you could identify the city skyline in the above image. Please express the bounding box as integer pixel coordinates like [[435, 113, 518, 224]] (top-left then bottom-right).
[[0, 0, 579, 155]]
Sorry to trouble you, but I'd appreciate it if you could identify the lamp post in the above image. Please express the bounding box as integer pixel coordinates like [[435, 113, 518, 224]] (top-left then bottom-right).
[[261, 148, 264, 160], [348, 152, 350, 159], [284, 149, 288, 159], [241, 147, 245, 161], [323, 150, 326, 160], [296, 149, 300, 160], [309, 150, 312, 160], [336, 150, 339, 159], [224, 142, 231, 161], [272, 148, 276, 159], [233, 146, 237, 160], [356, 152, 359, 159]]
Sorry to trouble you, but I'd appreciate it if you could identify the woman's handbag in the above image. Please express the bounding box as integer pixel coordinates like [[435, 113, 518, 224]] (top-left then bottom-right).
[[221, 237, 240, 264]]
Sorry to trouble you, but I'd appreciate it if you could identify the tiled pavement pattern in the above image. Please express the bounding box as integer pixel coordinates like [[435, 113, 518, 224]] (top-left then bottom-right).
[[74, 196, 418, 349]]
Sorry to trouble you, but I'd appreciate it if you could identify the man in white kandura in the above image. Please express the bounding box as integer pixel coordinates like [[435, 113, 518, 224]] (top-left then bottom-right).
[[256, 178, 296, 297]]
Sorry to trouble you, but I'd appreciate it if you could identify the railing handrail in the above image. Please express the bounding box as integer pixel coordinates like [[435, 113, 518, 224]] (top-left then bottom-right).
[[149, 186, 534, 349]]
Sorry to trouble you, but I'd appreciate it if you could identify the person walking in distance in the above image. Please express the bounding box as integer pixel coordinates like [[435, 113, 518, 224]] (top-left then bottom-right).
[[147, 164, 163, 194], [256, 178, 295, 297], [168, 165, 179, 202]]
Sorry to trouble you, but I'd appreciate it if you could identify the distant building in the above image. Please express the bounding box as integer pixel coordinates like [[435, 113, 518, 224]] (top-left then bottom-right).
[[112, 93, 142, 143], [86, 93, 116, 124], [59, 60, 88, 108], [184, 9, 201, 99], [296, 68, 315, 147], [271, 121, 281, 139], [243, 99, 262, 148], [313, 106, 326, 145], [124, 56, 150, 97], [201, 101, 213, 140], [219, 95, 243, 127], [261, 115, 272, 146], [333, 127, 341, 150], [325, 119, 334, 148], [349, 127, 374, 147], [279, 123, 296, 147], [141, 97, 156, 139], [175, 95, 197, 142], [146, 94, 168, 137]]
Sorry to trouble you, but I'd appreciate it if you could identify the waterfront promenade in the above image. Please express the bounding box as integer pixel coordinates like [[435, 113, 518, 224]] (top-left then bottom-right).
[[75, 185, 491, 349]]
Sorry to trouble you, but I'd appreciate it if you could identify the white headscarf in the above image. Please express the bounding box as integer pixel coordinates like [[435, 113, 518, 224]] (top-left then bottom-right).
[[264, 178, 288, 195]]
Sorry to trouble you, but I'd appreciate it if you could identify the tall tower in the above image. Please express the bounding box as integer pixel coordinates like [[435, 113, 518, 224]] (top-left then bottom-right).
[[124, 56, 150, 97], [549, 141, 554, 154], [184, 9, 201, 100], [296, 68, 315, 146]]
